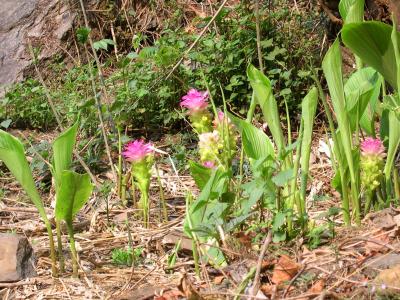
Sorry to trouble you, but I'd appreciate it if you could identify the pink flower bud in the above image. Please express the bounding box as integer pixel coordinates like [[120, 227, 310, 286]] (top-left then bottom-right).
[[122, 139, 154, 162], [180, 89, 209, 113], [360, 138, 385, 158], [203, 161, 216, 169]]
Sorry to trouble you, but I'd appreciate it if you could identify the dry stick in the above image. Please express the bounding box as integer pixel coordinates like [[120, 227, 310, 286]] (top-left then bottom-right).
[[83, 44, 115, 187], [250, 230, 273, 298], [78, 0, 117, 181], [165, 0, 229, 80], [317, 0, 343, 25], [255, 0, 264, 72], [110, 23, 119, 61], [0, 279, 37, 288], [282, 265, 306, 298], [27, 41, 98, 187]]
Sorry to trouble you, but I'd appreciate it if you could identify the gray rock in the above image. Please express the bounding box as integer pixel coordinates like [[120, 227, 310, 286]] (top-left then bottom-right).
[[368, 253, 400, 270], [0, 233, 36, 282], [0, 0, 75, 96]]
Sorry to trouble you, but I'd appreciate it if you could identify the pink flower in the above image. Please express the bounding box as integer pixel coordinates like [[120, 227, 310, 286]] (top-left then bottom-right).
[[360, 138, 385, 158], [180, 89, 208, 112], [213, 111, 227, 127], [122, 140, 154, 162], [203, 161, 215, 169]]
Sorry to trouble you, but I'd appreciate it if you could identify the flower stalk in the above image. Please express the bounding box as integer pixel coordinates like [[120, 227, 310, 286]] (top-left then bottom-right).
[[122, 140, 154, 227]]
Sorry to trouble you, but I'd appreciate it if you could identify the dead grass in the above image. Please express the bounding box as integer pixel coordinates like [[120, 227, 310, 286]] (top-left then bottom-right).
[[1, 130, 400, 299]]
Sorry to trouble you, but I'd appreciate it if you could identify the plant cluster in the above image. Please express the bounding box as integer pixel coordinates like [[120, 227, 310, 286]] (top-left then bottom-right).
[[175, 65, 319, 268], [316, 0, 400, 225], [0, 0, 399, 282], [0, 122, 93, 277]]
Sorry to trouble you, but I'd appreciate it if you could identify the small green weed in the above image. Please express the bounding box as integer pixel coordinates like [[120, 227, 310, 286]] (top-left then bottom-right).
[[111, 247, 143, 266]]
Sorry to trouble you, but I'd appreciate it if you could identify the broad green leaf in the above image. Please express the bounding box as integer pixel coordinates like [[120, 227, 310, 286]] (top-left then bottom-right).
[[55, 170, 93, 223], [359, 73, 382, 135], [52, 122, 78, 190], [391, 16, 400, 92], [240, 179, 265, 214], [339, 0, 364, 23], [344, 67, 381, 132], [384, 110, 400, 179], [0, 130, 47, 221], [272, 169, 294, 186], [339, 0, 364, 68], [342, 22, 400, 89], [189, 161, 212, 191], [322, 40, 356, 184], [183, 169, 228, 267], [247, 65, 286, 152], [230, 114, 275, 165], [300, 87, 318, 202], [190, 169, 229, 214], [272, 212, 286, 231]]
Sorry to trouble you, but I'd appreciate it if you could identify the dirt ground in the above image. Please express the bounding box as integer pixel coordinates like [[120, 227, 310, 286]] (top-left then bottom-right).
[[1, 130, 400, 300]]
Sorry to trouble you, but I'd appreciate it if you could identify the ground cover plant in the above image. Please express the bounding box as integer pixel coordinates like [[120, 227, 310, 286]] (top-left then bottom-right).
[[1, 0, 400, 299]]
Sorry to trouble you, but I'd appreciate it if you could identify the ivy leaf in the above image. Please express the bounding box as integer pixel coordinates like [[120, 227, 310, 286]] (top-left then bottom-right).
[[0, 119, 12, 129], [93, 39, 115, 51]]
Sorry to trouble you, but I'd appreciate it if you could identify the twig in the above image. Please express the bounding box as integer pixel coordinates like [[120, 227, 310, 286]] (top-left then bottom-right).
[[58, 278, 72, 300], [313, 265, 400, 291], [78, 0, 117, 182], [250, 230, 273, 298], [339, 233, 398, 252], [165, 0, 229, 80], [110, 23, 119, 61], [283, 265, 306, 298], [317, 0, 343, 25], [0, 279, 37, 288]]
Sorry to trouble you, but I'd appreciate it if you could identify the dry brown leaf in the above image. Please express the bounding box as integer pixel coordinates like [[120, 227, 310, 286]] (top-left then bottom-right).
[[214, 276, 224, 285], [154, 289, 184, 300], [309, 279, 325, 293], [260, 284, 276, 296], [178, 273, 202, 300], [271, 255, 301, 285], [365, 230, 390, 254]]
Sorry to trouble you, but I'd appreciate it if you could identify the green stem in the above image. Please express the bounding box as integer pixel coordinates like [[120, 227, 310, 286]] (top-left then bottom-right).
[[313, 70, 351, 225], [235, 88, 254, 204], [238, 92, 257, 190], [140, 193, 149, 228], [351, 180, 361, 225], [121, 173, 129, 206], [155, 163, 168, 222], [56, 219, 65, 273], [394, 168, 400, 203], [66, 221, 79, 278], [288, 122, 303, 233], [130, 164, 136, 206], [44, 220, 58, 277], [339, 170, 351, 225], [117, 127, 123, 198], [284, 97, 292, 146], [192, 240, 200, 278], [364, 191, 373, 215], [234, 267, 256, 300]]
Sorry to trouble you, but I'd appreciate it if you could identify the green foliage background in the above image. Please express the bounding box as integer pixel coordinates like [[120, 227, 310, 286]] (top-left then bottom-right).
[[0, 1, 325, 131]]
